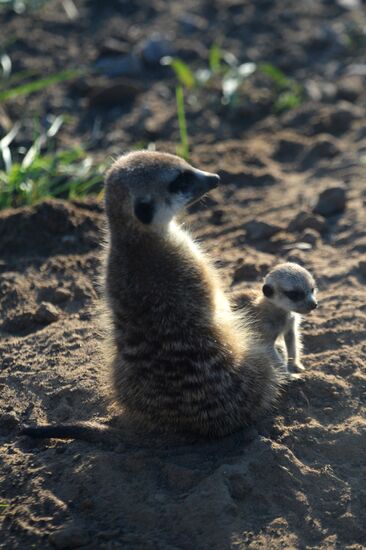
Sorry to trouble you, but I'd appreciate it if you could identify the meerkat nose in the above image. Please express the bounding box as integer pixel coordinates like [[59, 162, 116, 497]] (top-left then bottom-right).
[[193, 169, 220, 190], [309, 300, 318, 310]]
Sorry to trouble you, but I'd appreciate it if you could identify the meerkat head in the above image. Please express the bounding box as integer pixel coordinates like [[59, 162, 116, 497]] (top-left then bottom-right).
[[262, 262, 317, 314], [105, 151, 219, 230]]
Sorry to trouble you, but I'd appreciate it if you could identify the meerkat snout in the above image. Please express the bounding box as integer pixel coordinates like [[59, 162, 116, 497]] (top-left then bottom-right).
[[262, 262, 317, 315], [105, 151, 220, 229]]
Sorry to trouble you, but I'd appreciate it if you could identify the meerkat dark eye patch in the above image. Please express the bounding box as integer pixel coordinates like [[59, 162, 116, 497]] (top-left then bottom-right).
[[134, 200, 155, 224], [168, 171, 192, 194], [262, 284, 274, 298], [284, 289, 305, 302]]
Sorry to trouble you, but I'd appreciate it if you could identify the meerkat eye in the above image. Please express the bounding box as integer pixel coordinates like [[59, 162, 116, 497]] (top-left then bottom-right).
[[134, 199, 155, 224], [168, 171, 191, 194], [284, 290, 305, 302], [262, 284, 274, 298]]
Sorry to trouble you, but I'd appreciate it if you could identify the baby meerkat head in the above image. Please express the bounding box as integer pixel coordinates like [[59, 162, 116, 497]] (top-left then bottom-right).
[[105, 150, 219, 229], [262, 262, 317, 314]]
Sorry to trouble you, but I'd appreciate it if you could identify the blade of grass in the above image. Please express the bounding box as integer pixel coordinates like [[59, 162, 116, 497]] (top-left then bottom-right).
[[175, 85, 189, 160], [0, 53, 11, 78], [209, 43, 222, 74], [0, 122, 20, 172], [161, 57, 196, 89], [0, 69, 79, 102]]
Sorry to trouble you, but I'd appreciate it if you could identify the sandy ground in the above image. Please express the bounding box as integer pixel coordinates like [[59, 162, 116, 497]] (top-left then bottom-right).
[[1, 126, 366, 548], [1, 0, 366, 548]]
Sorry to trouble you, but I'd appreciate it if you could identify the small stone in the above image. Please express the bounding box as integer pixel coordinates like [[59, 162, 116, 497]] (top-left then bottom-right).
[[50, 525, 89, 549], [299, 137, 339, 170], [313, 186, 347, 217], [301, 229, 319, 246], [141, 34, 175, 64], [358, 260, 366, 277], [94, 54, 142, 78], [209, 209, 225, 225], [97, 38, 130, 57], [232, 263, 260, 283], [0, 412, 18, 434], [178, 14, 208, 34], [39, 287, 71, 304], [288, 211, 326, 234], [337, 75, 364, 102], [244, 220, 281, 240], [35, 302, 60, 324], [87, 77, 144, 107]]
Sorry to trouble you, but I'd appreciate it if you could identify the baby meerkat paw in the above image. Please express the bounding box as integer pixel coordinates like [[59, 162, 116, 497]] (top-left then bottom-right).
[[289, 361, 305, 373]]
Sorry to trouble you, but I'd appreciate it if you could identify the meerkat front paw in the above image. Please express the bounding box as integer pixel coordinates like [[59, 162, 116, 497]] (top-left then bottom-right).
[[289, 361, 305, 373]]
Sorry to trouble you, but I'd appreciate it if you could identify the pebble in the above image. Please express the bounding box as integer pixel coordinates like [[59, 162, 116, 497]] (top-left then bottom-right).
[[313, 186, 347, 217], [0, 412, 19, 434], [178, 13, 208, 34], [244, 220, 281, 240], [288, 211, 326, 234], [141, 34, 175, 64], [358, 260, 366, 277], [232, 263, 260, 283], [301, 229, 319, 246], [94, 54, 142, 78], [49, 525, 89, 549], [88, 77, 144, 107], [35, 302, 60, 324]]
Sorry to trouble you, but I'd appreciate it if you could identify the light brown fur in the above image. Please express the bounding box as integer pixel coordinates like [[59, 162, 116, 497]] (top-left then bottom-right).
[[236, 263, 317, 378], [21, 151, 285, 441]]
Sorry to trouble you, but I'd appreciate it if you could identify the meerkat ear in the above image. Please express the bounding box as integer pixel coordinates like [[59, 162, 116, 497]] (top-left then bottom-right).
[[262, 284, 274, 298], [134, 200, 155, 224]]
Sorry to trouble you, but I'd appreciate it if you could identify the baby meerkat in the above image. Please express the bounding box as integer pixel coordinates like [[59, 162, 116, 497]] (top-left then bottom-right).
[[237, 263, 317, 377], [22, 151, 284, 442]]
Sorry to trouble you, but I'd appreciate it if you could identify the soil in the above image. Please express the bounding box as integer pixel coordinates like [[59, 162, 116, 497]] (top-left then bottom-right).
[[1, 0, 366, 549]]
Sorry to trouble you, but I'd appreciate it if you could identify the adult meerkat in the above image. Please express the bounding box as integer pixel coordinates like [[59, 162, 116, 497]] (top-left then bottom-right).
[[22, 151, 284, 441], [236, 263, 317, 377]]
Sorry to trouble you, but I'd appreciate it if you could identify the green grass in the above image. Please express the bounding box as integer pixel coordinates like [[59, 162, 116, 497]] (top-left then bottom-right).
[[0, 117, 104, 209], [0, 69, 80, 102], [175, 86, 189, 160], [0, 146, 104, 209]]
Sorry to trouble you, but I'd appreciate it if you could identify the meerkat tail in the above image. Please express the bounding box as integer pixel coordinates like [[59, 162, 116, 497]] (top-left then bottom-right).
[[20, 422, 121, 444]]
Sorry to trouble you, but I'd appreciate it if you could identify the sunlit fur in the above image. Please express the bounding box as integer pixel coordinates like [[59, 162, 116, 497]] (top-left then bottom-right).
[[101, 151, 285, 437], [237, 263, 317, 377], [21, 151, 285, 442]]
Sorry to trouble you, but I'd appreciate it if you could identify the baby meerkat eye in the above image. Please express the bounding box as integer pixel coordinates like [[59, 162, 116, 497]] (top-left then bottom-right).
[[168, 171, 191, 194], [284, 289, 306, 302]]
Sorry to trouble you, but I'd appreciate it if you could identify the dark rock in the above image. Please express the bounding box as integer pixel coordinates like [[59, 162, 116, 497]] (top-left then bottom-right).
[[35, 302, 60, 324], [337, 75, 364, 102], [288, 211, 326, 234], [94, 55, 142, 78], [179, 14, 208, 34], [38, 287, 72, 304], [232, 263, 260, 283], [313, 186, 347, 217], [312, 102, 358, 135], [301, 229, 319, 246], [49, 525, 89, 549], [209, 209, 225, 225], [244, 220, 281, 240], [97, 38, 131, 57], [273, 138, 305, 163], [299, 137, 340, 171], [88, 77, 144, 107], [0, 412, 18, 434], [141, 34, 175, 64], [358, 260, 366, 277]]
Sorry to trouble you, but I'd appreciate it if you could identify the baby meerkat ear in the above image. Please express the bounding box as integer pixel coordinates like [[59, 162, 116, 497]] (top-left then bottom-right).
[[134, 199, 155, 225], [262, 284, 274, 298]]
